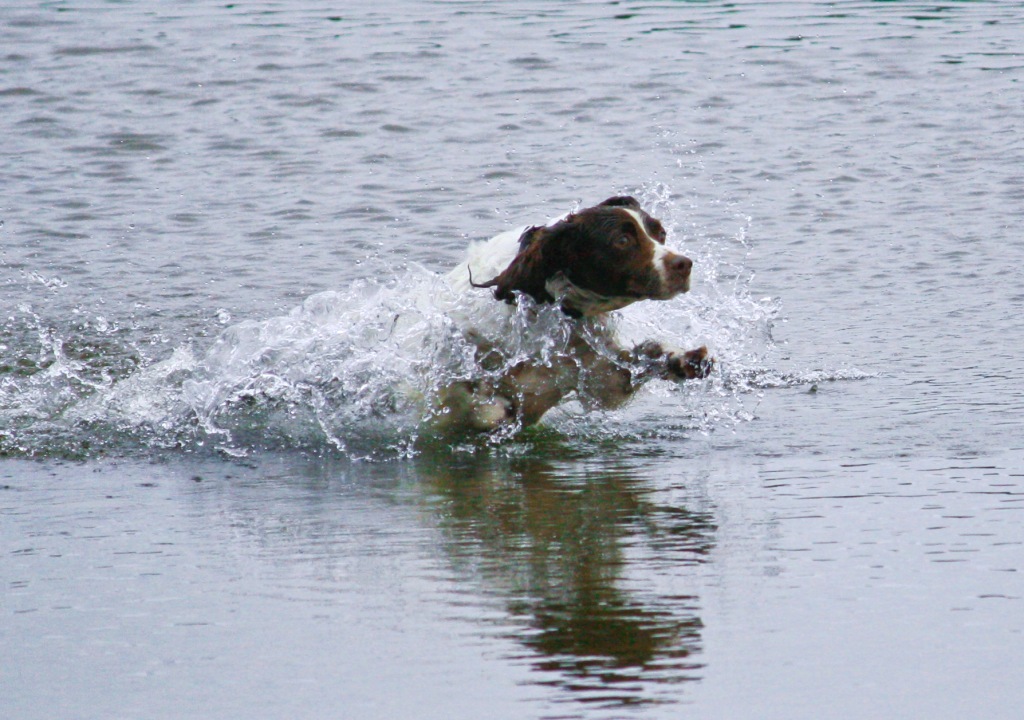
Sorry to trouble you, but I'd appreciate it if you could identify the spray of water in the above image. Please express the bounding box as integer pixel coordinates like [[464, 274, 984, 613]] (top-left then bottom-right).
[[0, 188, 868, 461]]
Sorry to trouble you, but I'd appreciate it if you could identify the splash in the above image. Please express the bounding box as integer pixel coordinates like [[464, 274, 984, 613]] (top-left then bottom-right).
[[0, 190, 859, 461]]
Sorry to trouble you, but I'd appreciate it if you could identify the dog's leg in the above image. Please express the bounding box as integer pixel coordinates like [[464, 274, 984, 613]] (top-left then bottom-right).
[[575, 355, 635, 410], [498, 360, 574, 427], [435, 380, 515, 433], [634, 341, 714, 380], [574, 340, 712, 411]]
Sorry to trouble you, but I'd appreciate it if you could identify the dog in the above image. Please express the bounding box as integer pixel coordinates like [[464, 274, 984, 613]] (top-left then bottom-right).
[[434, 195, 712, 433]]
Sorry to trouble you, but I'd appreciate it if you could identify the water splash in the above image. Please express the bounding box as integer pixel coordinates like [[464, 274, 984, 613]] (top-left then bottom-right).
[[1, 192, 862, 461]]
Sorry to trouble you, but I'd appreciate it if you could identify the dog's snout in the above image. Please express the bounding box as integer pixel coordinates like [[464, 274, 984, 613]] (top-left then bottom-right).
[[667, 253, 692, 277], [657, 251, 693, 296]]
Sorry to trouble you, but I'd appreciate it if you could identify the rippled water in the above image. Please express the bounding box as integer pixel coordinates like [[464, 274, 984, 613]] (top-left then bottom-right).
[[3, 2, 1023, 718]]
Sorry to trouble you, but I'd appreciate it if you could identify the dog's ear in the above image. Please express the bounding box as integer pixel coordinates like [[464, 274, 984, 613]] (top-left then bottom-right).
[[516, 224, 546, 252], [598, 195, 641, 210], [471, 224, 570, 305]]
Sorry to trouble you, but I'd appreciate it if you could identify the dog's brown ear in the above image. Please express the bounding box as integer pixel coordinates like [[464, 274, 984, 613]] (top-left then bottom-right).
[[515, 224, 547, 252], [471, 224, 563, 304], [598, 195, 641, 210]]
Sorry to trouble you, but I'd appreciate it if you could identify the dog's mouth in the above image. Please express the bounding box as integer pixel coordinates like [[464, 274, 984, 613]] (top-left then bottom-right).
[[545, 251, 693, 316], [632, 266, 691, 301], [661, 273, 691, 298], [545, 273, 637, 316]]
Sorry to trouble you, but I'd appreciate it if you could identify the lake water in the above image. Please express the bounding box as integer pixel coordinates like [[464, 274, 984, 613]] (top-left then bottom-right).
[[3, 1, 1023, 718]]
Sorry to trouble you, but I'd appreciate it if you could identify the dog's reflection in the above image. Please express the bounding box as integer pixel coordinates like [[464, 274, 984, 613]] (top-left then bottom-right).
[[415, 449, 715, 705]]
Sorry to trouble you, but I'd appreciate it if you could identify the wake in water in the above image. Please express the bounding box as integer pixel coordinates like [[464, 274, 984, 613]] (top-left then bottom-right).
[[0, 188, 867, 461]]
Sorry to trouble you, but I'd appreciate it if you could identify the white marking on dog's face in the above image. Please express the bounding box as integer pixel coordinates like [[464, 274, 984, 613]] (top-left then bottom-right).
[[621, 208, 658, 240], [620, 208, 692, 298], [651, 242, 675, 291]]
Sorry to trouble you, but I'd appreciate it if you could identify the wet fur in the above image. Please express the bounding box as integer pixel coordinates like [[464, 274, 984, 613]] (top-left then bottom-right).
[[438, 196, 712, 433]]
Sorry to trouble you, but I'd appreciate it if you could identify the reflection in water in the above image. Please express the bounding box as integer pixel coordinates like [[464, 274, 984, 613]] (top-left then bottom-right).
[[416, 448, 715, 710]]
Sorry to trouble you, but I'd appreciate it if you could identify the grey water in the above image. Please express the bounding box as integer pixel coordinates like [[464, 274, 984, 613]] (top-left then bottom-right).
[[2, 1, 1023, 718]]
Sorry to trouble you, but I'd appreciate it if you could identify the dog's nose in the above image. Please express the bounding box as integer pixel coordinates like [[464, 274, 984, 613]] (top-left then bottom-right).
[[667, 254, 692, 277]]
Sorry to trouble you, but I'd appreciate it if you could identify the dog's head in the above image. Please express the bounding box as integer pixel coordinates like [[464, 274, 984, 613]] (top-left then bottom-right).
[[475, 196, 693, 317]]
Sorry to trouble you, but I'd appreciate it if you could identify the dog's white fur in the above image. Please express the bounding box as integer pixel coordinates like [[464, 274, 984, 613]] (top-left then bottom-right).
[[448, 226, 526, 297]]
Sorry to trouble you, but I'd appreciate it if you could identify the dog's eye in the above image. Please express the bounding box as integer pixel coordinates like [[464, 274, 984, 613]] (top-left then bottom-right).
[[614, 235, 631, 249]]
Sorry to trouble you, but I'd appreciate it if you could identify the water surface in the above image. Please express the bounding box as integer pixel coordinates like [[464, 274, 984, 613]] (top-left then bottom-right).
[[3, 2, 1023, 718]]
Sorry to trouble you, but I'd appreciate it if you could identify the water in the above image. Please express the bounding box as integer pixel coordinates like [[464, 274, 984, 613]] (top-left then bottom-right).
[[2, 1, 1023, 717]]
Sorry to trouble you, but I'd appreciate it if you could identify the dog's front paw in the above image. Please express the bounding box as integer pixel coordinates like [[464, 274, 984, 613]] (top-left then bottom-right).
[[666, 345, 714, 380], [635, 341, 714, 380]]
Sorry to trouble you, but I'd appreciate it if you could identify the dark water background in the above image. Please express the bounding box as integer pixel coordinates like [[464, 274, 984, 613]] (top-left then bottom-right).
[[3, 2, 1023, 718]]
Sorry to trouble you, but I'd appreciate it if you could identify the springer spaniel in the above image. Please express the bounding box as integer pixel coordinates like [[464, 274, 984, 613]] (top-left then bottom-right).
[[435, 195, 712, 433]]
